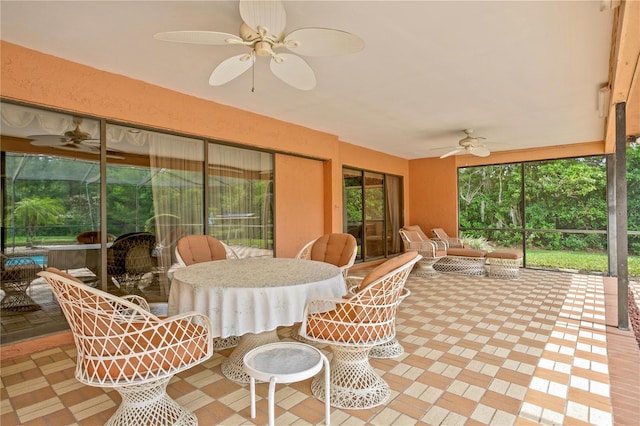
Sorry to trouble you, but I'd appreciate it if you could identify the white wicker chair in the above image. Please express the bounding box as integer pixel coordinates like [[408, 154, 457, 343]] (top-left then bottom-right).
[[295, 233, 358, 280], [399, 225, 447, 277], [345, 274, 412, 359], [369, 287, 411, 359], [39, 268, 213, 426], [299, 251, 421, 409], [292, 233, 358, 342], [173, 234, 240, 350]]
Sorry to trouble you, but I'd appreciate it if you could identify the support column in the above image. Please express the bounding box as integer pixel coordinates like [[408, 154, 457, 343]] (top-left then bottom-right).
[[606, 155, 617, 276], [615, 102, 629, 330]]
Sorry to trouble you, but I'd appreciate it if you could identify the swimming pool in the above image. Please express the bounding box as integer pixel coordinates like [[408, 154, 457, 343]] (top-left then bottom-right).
[[4, 255, 47, 267]]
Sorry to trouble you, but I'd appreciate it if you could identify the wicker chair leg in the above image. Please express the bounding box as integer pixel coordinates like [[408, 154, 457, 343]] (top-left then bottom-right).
[[487, 257, 522, 279], [106, 376, 197, 426], [312, 344, 389, 409], [369, 338, 404, 359], [213, 336, 239, 350], [0, 281, 40, 311], [433, 256, 487, 276], [289, 323, 308, 342], [221, 330, 280, 383], [412, 257, 441, 277]]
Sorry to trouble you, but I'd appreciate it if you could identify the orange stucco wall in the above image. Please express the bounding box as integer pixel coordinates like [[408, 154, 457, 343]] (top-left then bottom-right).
[[274, 154, 325, 257], [0, 41, 411, 255], [408, 157, 459, 237]]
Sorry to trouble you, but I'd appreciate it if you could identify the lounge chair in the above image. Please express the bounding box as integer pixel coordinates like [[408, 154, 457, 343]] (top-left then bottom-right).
[[399, 225, 447, 277], [431, 227, 466, 248]]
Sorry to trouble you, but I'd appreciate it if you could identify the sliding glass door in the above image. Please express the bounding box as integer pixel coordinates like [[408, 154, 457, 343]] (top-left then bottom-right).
[[343, 167, 403, 262]]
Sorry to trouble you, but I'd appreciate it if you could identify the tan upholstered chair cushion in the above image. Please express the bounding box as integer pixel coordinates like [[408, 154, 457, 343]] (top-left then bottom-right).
[[176, 235, 227, 266], [402, 230, 423, 242], [431, 227, 449, 240], [305, 313, 394, 343], [46, 267, 84, 284], [86, 319, 210, 381], [446, 247, 487, 258], [358, 250, 420, 291], [402, 225, 430, 241], [309, 233, 357, 268], [486, 250, 523, 260]]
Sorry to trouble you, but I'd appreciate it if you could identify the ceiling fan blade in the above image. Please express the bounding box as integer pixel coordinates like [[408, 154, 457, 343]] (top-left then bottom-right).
[[54, 143, 125, 160], [154, 30, 242, 45], [209, 54, 254, 86], [471, 146, 490, 157], [284, 28, 365, 57], [56, 144, 96, 154], [29, 135, 68, 146], [440, 147, 464, 159], [270, 53, 316, 90], [240, 0, 286, 36]]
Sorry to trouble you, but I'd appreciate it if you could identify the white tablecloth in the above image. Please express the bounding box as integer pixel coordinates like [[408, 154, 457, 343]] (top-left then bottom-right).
[[168, 258, 345, 338]]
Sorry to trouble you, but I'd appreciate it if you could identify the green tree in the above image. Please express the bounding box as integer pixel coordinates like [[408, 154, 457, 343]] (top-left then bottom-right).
[[525, 158, 606, 250], [627, 144, 640, 254], [11, 197, 65, 246]]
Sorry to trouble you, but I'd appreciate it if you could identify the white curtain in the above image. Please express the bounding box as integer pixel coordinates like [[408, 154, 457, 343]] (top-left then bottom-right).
[[208, 144, 273, 252], [149, 133, 204, 286], [386, 174, 402, 253]]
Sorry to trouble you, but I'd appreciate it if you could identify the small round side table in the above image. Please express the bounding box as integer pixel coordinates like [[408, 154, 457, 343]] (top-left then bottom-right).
[[243, 341, 331, 426]]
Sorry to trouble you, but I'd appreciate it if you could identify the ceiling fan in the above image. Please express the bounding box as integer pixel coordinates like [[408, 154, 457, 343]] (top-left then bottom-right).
[[154, 0, 365, 91], [439, 129, 490, 159], [29, 118, 124, 159]]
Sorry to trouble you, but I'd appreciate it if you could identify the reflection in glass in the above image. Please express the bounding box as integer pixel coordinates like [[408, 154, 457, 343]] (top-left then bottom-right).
[[1, 102, 104, 340], [343, 168, 363, 260], [208, 144, 273, 257], [106, 124, 204, 297]]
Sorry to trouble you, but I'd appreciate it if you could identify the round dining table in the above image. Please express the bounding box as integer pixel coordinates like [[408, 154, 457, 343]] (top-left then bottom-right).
[[168, 257, 345, 382]]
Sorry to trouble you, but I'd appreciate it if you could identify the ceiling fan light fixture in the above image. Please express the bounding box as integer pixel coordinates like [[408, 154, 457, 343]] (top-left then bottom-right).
[[254, 41, 273, 56], [439, 129, 491, 159]]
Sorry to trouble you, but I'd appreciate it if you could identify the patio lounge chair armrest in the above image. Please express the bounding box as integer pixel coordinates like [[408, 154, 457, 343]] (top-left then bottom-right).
[[406, 240, 438, 256], [432, 239, 448, 250], [430, 238, 450, 249]]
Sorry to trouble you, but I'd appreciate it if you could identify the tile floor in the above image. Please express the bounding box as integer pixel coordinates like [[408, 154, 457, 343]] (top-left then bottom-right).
[[1, 268, 639, 425]]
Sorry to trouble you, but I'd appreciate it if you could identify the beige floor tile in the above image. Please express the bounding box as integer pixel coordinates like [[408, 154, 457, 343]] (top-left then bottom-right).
[[2, 269, 638, 425]]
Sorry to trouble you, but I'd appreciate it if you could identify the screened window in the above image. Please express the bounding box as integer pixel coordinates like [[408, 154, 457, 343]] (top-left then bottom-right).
[[458, 156, 613, 272]]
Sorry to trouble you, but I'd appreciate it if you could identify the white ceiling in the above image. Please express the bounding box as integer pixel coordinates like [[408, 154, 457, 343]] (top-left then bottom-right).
[[0, 1, 615, 159]]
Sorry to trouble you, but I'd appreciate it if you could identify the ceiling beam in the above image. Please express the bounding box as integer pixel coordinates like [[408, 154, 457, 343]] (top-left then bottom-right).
[[604, 0, 640, 152]]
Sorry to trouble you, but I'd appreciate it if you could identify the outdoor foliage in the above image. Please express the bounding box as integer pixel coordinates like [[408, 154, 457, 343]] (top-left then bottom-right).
[[9, 197, 65, 246], [459, 146, 640, 259]]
